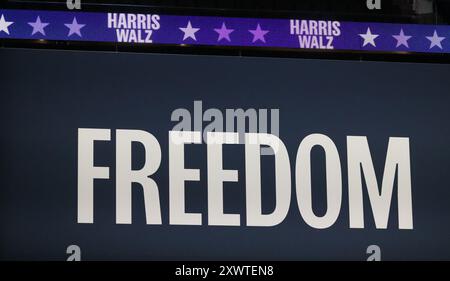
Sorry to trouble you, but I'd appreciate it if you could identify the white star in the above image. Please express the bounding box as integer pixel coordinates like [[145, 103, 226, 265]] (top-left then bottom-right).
[[0, 14, 14, 35], [179, 21, 200, 41], [392, 29, 412, 48], [426, 30, 445, 50], [359, 27, 379, 47]]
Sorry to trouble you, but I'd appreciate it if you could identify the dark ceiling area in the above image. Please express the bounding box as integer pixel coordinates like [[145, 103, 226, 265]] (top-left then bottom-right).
[[3, 0, 450, 23]]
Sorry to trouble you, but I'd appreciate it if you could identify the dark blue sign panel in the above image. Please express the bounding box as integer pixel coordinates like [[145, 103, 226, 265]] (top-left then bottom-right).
[[1, 8, 450, 53], [1, 48, 450, 261]]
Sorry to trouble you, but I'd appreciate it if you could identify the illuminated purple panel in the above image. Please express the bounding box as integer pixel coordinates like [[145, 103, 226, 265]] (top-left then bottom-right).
[[0, 8, 449, 54]]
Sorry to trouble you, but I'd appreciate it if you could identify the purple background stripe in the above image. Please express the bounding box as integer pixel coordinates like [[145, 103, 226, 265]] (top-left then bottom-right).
[[1, 9, 450, 54]]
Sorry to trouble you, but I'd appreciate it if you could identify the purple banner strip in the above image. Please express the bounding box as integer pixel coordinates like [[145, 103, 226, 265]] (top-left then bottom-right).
[[1, 8, 449, 54]]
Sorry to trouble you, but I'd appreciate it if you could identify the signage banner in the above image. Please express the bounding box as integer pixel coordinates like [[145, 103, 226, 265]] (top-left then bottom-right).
[[1, 48, 450, 261], [1, 8, 450, 54]]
